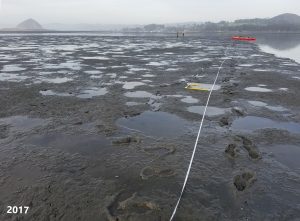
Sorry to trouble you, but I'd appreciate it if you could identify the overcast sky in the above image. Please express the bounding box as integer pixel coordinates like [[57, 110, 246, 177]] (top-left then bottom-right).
[[0, 0, 300, 26]]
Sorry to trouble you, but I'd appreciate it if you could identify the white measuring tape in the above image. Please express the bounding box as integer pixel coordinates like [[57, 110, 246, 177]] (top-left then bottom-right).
[[170, 45, 230, 220]]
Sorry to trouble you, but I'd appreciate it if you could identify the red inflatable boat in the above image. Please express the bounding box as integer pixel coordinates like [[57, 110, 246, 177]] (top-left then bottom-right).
[[232, 36, 256, 41]]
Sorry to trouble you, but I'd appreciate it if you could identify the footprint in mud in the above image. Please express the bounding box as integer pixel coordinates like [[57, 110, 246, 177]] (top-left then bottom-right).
[[222, 81, 239, 95], [140, 166, 176, 180], [236, 136, 261, 160], [222, 77, 231, 83], [96, 124, 116, 136], [157, 168, 175, 177], [143, 144, 176, 157], [106, 191, 160, 221], [140, 167, 156, 180], [222, 85, 236, 95], [234, 171, 256, 191], [233, 135, 261, 160], [112, 136, 141, 145], [225, 143, 238, 158], [219, 116, 231, 127], [0, 124, 10, 139]]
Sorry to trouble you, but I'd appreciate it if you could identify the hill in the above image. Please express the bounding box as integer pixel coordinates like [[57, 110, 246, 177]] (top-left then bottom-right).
[[1, 18, 45, 31], [16, 19, 44, 30], [270, 13, 300, 25]]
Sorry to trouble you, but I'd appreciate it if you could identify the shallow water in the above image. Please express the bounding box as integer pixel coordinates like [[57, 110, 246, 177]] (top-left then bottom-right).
[[43, 77, 73, 84], [187, 106, 227, 116], [0, 73, 29, 82], [245, 87, 273, 92], [0, 116, 46, 131], [259, 44, 300, 64], [28, 133, 111, 156], [125, 102, 143, 106], [82, 56, 110, 60], [40, 90, 72, 97], [180, 96, 199, 104], [2, 65, 26, 72], [117, 111, 190, 138], [124, 91, 154, 98], [269, 145, 300, 171], [256, 33, 300, 64], [142, 74, 155, 78], [84, 70, 102, 75], [231, 116, 300, 133], [248, 100, 288, 112], [77, 87, 108, 98], [248, 100, 268, 107], [122, 82, 145, 90]]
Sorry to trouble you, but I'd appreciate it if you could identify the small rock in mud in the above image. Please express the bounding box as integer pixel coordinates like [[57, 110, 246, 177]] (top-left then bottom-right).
[[225, 144, 238, 158], [112, 136, 141, 145], [234, 171, 256, 191]]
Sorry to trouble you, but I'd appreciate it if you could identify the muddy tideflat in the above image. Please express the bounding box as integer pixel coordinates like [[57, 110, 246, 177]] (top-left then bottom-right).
[[0, 33, 300, 221]]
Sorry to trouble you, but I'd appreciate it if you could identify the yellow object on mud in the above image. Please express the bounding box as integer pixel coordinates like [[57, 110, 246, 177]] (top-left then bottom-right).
[[185, 83, 209, 91]]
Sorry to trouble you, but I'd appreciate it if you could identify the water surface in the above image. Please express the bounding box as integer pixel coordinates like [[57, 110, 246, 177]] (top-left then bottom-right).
[[256, 33, 300, 63]]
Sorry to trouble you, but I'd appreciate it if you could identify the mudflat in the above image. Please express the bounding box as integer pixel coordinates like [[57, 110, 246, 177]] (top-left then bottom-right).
[[0, 34, 299, 221]]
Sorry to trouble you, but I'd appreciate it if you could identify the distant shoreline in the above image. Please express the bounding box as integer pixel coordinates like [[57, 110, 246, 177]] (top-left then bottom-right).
[[0, 30, 300, 34]]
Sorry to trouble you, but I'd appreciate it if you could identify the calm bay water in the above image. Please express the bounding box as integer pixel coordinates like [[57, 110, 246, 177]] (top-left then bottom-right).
[[256, 33, 300, 63]]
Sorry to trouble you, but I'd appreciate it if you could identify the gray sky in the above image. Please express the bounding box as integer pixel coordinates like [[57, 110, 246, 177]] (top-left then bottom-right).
[[0, 0, 300, 26]]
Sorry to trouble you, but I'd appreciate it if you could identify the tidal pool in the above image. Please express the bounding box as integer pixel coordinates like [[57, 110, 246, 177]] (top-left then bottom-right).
[[2, 65, 26, 72], [181, 96, 199, 104], [117, 111, 190, 138], [0, 116, 46, 131], [40, 90, 72, 97], [77, 87, 108, 99], [245, 87, 273, 92], [231, 116, 300, 133], [187, 106, 227, 116], [122, 82, 145, 90], [124, 91, 154, 98]]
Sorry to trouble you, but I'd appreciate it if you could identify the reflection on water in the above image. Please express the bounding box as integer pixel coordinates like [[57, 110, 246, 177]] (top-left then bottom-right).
[[256, 33, 300, 63]]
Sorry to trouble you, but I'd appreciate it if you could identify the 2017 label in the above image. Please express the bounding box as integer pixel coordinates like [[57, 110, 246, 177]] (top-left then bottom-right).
[[7, 206, 29, 214]]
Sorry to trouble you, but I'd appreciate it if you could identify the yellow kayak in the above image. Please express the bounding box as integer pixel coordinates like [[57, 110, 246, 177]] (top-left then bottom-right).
[[185, 83, 209, 91]]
